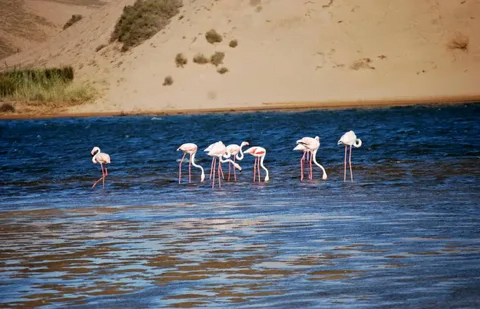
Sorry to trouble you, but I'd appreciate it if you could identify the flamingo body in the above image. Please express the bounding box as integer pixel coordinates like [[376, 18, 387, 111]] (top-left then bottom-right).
[[338, 130, 362, 182], [177, 143, 205, 183], [244, 146, 269, 182], [91, 146, 111, 188], [224, 141, 249, 181], [206, 141, 242, 188], [296, 136, 327, 180]]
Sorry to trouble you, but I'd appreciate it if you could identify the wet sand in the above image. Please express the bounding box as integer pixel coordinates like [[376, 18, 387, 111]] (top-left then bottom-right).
[[1, 95, 479, 120]]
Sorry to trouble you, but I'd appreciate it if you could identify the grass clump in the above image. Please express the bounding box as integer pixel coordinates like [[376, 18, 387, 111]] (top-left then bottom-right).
[[163, 75, 173, 86], [447, 33, 469, 51], [175, 53, 187, 67], [111, 0, 183, 52], [0, 103, 15, 113], [210, 52, 225, 66], [0, 66, 94, 105], [63, 15, 83, 30], [205, 29, 222, 44], [193, 53, 209, 64], [229, 39, 238, 48], [217, 67, 228, 74]]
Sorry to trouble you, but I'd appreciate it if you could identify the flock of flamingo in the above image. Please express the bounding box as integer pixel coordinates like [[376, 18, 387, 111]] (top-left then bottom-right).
[[90, 130, 362, 189]]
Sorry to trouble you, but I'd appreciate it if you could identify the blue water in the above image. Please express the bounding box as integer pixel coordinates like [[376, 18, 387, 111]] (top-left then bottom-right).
[[1, 103, 480, 308]]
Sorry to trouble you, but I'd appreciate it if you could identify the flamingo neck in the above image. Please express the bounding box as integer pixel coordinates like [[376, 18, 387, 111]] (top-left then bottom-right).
[[237, 144, 246, 160], [312, 149, 328, 180], [190, 152, 205, 181], [92, 148, 100, 163], [259, 154, 269, 182]]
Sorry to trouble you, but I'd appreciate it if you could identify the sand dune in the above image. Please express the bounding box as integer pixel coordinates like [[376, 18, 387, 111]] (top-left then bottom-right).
[[2, 0, 480, 115]]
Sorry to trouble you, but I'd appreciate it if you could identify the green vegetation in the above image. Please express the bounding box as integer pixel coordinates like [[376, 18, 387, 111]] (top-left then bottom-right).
[[205, 29, 222, 44], [111, 0, 183, 52], [163, 75, 173, 86], [229, 39, 238, 48], [175, 53, 187, 67], [193, 53, 209, 64], [217, 67, 229, 74], [448, 33, 469, 51], [63, 15, 83, 30], [0, 66, 94, 106], [210, 52, 225, 66]]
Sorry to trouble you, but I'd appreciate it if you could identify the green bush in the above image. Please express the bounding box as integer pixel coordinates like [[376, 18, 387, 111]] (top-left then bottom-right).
[[193, 53, 209, 64], [111, 0, 183, 51], [205, 29, 222, 44], [210, 52, 225, 66]]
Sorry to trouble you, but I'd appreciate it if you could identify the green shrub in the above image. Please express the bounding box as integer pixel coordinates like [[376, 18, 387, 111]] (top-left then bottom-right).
[[163, 75, 173, 85], [175, 53, 187, 67], [205, 29, 222, 44], [229, 39, 238, 48], [111, 0, 183, 51], [210, 51, 225, 66], [217, 67, 228, 74], [63, 15, 83, 30], [193, 53, 209, 64]]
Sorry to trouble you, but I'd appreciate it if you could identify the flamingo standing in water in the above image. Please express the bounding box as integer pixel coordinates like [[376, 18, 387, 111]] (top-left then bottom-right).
[[296, 136, 327, 181], [338, 130, 362, 182], [293, 143, 312, 181], [206, 141, 242, 188], [177, 143, 205, 184], [91, 146, 111, 188], [223, 141, 249, 181], [244, 146, 270, 182]]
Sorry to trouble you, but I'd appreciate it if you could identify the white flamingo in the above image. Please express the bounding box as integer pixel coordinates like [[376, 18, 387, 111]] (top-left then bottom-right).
[[338, 130, 362, 182], [177, 143, 205, 184], [296, 136, 327, 181], [91, 146, 111, 188]]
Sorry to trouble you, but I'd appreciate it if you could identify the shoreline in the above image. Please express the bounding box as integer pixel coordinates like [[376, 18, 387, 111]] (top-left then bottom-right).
[[1, 95, 479, 120]]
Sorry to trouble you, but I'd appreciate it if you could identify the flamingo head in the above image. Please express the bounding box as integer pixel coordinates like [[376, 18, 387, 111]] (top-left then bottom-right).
[[264, 175, 270, 182], [240, 141, 249, 147], [91, 146, 100, 156], [200, 173, 205, 182], [233, 162, 242, 171]]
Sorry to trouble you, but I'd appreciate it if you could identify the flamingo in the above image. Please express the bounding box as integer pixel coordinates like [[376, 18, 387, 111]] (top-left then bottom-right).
[[293, 143, 312, 181], [223, 141, 249, 181], [244, 146, 270, 182], [177, 143, 205, 184], [91, 146, 111, 189], [204, 141, 224, 180], [296, 136, 327, 181], [206, 141, 242, 188], [338, 130, 362, 182]]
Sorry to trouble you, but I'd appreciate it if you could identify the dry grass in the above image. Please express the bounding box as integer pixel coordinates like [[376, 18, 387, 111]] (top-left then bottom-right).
[[205, 29, 222, 44], [210, 52, 225, 66], [0, 102, 15, 113], [217, 67, 228, 74], [163, 75, 173, 85], [63, 14, 83, 30], [175, 53, 187, 67], [229, 39, 238, 48], [447, 33, 469, 51], [193, 53, 209, 64], [110, 0, 183, 51], [350, 58, 375, 70]]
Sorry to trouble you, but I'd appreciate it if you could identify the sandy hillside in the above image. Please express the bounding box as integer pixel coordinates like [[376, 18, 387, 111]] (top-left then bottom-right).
[[2, 0, 480, 114], [0, 0, 107, 60]]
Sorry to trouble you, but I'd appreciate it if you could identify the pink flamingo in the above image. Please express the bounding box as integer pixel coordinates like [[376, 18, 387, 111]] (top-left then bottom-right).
[[224, 141, 249, 181], [204, 141, 225, 180], [296, 136, 327, 180], [293, 143, 312, 181], [177, 143, 205, 184], [338, 130, 362, 182], [206, 141, 242, 188], [243, 146, 270, 182], [91, 146, 111, 188]]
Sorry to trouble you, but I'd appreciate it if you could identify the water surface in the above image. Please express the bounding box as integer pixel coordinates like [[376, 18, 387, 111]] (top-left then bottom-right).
[[1, 104, 480, 308]]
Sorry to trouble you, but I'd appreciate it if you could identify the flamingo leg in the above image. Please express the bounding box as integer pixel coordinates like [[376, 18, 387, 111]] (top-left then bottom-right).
[[92, 163, 105, 188], [309, 152, 313, 180], [210, 157, 215, 180], [219, 161, 225, 179], [344, 145, 347, 182], [188, 154, 192, 183], [349, 145, 354, 182], [300, 151, 306, 181], [212, 158, 216, 189], [228, 161, 231, 181], [257, 157, 261, 182], [233, 156, 237, 182], [218, 157, 222, 188], [179, 152, 186, 184], [253, 157, 257, 182]]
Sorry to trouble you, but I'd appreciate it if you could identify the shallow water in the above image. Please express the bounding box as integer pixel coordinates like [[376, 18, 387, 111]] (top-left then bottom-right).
[[1, 104, 480, 308]]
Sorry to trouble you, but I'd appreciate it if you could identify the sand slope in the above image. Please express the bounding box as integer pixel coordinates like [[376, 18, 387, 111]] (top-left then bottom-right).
[[3, 0, 480, 114]]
